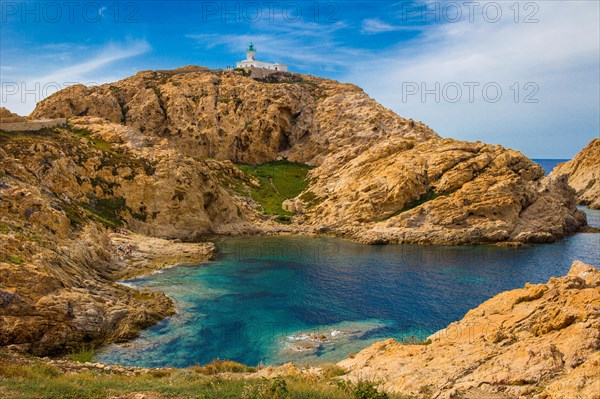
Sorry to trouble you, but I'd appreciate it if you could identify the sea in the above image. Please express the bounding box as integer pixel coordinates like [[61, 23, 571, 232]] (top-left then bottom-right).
[[95, 159, 599, 367]]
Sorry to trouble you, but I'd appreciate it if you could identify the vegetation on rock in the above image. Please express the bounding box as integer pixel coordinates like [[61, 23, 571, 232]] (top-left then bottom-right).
[[0, 66, 595, 399], [235, 161, 312, 217]]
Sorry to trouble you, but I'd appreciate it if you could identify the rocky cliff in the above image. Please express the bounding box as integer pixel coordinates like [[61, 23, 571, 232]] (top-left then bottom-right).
[[298, 138, 586, 244], [31, 67, 437, 166], [0, 127, 216, 355], [31, 67, 587, 245], [551, 138, 600, 209], [339, 261, 600, 399]]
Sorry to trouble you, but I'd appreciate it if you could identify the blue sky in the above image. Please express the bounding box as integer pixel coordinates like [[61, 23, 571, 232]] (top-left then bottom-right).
[[1, 0, 598, 158]]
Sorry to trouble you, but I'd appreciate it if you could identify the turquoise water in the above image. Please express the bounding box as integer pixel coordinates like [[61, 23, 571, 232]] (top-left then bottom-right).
[[96, 207, 599, 368]]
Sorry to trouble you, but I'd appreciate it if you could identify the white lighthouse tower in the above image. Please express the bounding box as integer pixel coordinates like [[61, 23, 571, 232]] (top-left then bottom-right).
[[236, 42, 288, 73], [246, 42, 256, 61]]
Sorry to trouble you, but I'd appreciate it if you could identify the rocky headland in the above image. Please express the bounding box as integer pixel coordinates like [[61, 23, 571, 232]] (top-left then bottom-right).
[[30, 66, 587, 244], [0, 66, 593, 358], [0, 107, 26, 123], [551, 138, 600, 209]]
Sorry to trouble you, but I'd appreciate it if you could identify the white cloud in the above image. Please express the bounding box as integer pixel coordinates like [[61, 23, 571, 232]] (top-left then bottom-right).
[[36, 40, 150, 83], [187, 21, 364, 71], [344, 1, 600, 158], [1, 40, 151, 116], [361, 18, 415, 34]]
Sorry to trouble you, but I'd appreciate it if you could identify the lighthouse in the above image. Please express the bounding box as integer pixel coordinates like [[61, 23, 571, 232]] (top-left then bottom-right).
[[236, 42, 288, 73], [246, 42, 256, 61]]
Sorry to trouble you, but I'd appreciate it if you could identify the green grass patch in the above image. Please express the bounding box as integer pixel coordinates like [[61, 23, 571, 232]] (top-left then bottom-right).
[[235, 161, 312, 217], [0, 221, 15, 234], [7, 255, 25, 265], [69, 126, 114, 153], [190, 359, 256, 375], [0, 128, 60, 148], [349, 381, 389, 399], [320, 363, 347, 379], [69, 345, 95, 363]]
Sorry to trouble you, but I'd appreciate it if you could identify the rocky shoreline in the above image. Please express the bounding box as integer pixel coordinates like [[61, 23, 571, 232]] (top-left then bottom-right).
[[0, 224, 215, 357], [28, 67, 589, 246], [108, 231, 216, 280], [338, 261, 600, 399]]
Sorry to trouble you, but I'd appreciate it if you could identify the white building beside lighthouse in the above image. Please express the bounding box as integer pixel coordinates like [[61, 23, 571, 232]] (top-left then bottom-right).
[[236, 43, 288, 72]]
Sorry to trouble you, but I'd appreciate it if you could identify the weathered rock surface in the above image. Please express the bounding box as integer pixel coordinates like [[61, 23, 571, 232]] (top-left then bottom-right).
[[0, 224, 176, 356], [0, 128, 217, 355], [110, 231, 216, 279], [551, 138, 600, 209], [0, 107, 26, 123], [300, 138, 586, 244], [32, 67, 437, 166], [338, 261, 600, 399], [0, 67, 592, 355]]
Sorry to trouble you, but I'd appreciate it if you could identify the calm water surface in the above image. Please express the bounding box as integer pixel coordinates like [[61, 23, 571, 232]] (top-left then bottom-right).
[[96, 206, 599, 367], [532, 158, 568, 174]]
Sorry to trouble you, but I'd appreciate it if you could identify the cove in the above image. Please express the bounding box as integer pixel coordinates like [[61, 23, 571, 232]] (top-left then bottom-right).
[[95, 208, 600, 368]]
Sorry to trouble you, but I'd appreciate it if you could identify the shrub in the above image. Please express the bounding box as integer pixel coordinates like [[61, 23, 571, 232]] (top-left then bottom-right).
[[234, 161, 312, 216], [320, 363, 347, 378], [352, 381, 389, 399], [275, 215, 292, 224], [69, 344, 95, 362], [191, 359, 256, 375], [149, 369, 172, 378], [269, 376, 289, 399], [30, 362, 62, 378], [7, 255, 25, 265]]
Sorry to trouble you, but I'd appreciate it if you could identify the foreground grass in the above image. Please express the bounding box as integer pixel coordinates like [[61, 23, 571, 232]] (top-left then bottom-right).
[[0, 358, 412, 399], [235, 161, 313, 217]]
